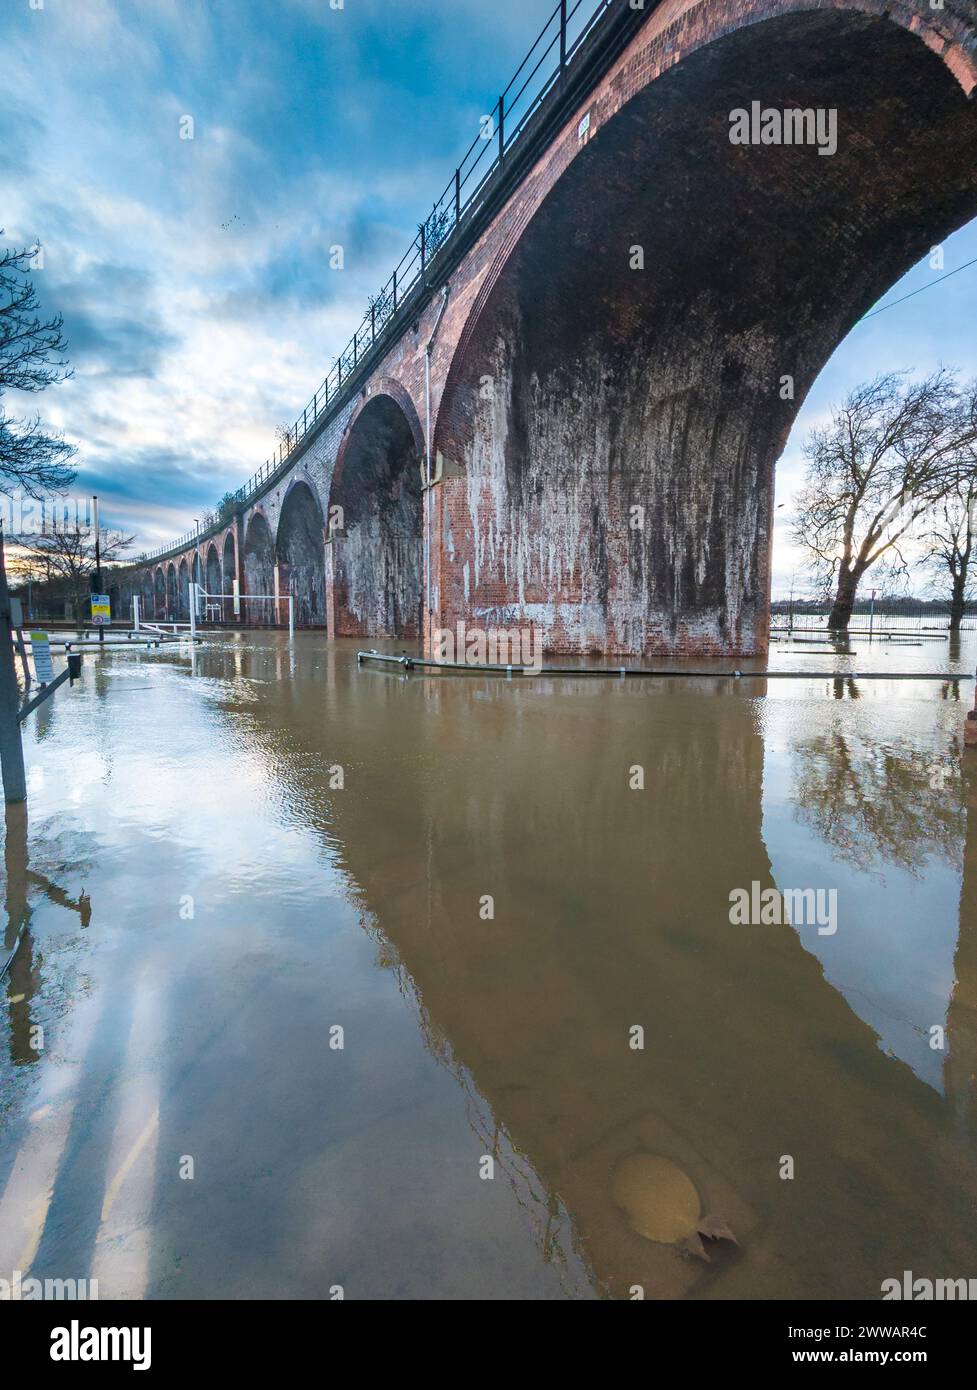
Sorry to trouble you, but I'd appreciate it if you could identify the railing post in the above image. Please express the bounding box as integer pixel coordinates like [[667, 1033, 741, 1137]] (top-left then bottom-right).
[[420, 223, 426, 281], [393, 269, 398, 312], [455, 168, 461, 223], [560, 0, 567, 88], [353, 330, 357, 367], [498, 94, 504, 166], [0, 527, 28, 804], [371, 302, 376, 345]]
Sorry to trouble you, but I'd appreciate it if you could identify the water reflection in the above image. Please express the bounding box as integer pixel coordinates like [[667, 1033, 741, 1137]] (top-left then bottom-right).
[[790, 729, 964, 874], [3, 806, 91, 1070], [1, 636, 976, 1299]]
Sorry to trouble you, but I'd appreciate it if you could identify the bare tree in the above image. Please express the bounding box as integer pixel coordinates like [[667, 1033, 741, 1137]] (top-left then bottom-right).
[[792, 371, 977, 630], [919, 380, 977, 631], [15, 523, 133, 620], [0, 238, 76, 497]]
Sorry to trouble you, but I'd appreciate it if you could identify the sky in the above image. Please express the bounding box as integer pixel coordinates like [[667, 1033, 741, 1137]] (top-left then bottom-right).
[[2, 0, 976, 597]]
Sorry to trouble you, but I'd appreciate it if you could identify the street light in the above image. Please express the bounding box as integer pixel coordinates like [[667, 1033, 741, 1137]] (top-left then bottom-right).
[[93, 495, 104, 645]]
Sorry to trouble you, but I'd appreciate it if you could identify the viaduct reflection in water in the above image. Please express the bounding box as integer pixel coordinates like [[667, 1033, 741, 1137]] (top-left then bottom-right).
[[201, 641, 977, 1300], [3, 638, 977, 1299]]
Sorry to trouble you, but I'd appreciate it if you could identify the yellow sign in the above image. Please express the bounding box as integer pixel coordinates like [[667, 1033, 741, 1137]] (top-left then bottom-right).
[[91, 594, 111, 626]]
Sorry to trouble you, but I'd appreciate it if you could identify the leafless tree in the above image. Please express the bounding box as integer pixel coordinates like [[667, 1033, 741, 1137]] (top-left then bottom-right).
[[919, 381, 977, 631], [0, 238, 76, 497], [15, 523, 133, 620], [792, 371, 977, 630]]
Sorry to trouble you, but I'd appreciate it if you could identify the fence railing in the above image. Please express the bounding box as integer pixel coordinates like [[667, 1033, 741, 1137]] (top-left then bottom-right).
[[137, 0, 632, 565]]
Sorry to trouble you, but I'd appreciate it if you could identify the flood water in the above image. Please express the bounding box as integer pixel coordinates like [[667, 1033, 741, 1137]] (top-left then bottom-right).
[[2, 632, 977, 1300]]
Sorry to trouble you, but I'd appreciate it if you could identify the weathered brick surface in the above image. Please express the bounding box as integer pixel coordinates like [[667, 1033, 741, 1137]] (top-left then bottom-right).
[[119, 0, 977, 656]]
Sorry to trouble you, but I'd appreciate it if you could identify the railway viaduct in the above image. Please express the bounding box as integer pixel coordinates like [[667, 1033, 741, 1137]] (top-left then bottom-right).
[[117, 0, 977, 657]]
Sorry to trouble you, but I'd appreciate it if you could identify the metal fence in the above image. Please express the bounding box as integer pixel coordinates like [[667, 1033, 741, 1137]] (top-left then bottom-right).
[[138, 0, 625, 565]]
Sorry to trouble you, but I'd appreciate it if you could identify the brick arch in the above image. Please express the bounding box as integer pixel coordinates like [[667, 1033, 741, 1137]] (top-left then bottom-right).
[[165, 562, 177, 619], [220, 531, 236, 621], [152, 566, 166, 620], [434, 0, 976, 469], [326, 384, 424, 639], [242, 508, 276, 622], [177, 556, 190, 620], [276, 476, 327, 627], [429, 1, 977, 658], [279, 468, 327, 531], [332, 377, 425, 496]]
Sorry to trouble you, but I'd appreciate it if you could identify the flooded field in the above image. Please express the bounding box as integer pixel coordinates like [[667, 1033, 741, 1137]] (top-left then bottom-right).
[[2, 632, 977, 1300]]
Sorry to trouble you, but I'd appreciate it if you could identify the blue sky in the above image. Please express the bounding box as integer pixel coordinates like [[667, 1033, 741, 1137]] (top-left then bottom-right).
[[2, 0, 976, 596]]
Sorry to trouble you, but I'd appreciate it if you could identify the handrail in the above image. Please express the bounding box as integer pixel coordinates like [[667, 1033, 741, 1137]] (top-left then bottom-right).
[[136, 0, 637, 566]]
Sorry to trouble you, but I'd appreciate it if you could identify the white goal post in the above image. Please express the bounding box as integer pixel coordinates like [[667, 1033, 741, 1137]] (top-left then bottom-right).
[[188, 582, 294, 639]]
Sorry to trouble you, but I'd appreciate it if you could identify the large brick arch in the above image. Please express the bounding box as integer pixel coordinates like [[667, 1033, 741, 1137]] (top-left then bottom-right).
[[332, 377, 426, 486], [243, 509, 275, 621], [276, 473, 327, 627], [177, 556, 190, 620], [430, 1, 977, 657], [326, 381, 425, 639]]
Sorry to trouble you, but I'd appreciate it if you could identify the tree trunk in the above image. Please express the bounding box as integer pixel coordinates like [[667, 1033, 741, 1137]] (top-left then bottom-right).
[[950, 571, 967, 633], [827, 567, 859, 631]]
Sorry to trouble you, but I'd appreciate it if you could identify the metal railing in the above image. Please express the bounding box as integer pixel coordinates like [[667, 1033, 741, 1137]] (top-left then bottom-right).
[[138, 0, 630, 565]]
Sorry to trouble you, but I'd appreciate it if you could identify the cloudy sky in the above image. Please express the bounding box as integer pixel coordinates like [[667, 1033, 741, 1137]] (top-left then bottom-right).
[[2, 0, 976, 596]]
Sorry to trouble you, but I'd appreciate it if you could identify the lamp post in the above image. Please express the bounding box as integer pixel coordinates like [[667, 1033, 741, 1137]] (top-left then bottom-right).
[[93, 495, 104, 645], [93, 495, 102, 592]]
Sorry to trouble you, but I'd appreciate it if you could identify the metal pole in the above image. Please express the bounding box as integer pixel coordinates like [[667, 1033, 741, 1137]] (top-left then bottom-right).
[[15, 628, 31, 690], [93, 495, 104, 645], [133, 593, 141, 631], [0, 526, 28, 804], [288, 594, 295, 642], [189, 583, 197, 639], [93, 495, 102, 592], [560, 0, 567, 86]]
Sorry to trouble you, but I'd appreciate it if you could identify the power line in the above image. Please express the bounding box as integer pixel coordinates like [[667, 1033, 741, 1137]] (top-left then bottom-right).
[[859, 255, 977, 322]]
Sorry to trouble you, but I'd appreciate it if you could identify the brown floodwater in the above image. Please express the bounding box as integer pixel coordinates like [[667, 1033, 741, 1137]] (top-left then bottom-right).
[[1, 631, 976, 1300]]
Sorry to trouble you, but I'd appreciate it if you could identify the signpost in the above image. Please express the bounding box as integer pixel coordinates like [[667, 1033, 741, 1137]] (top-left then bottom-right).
[[30, 633, 55, 685], [90, 594, 111, 626]]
